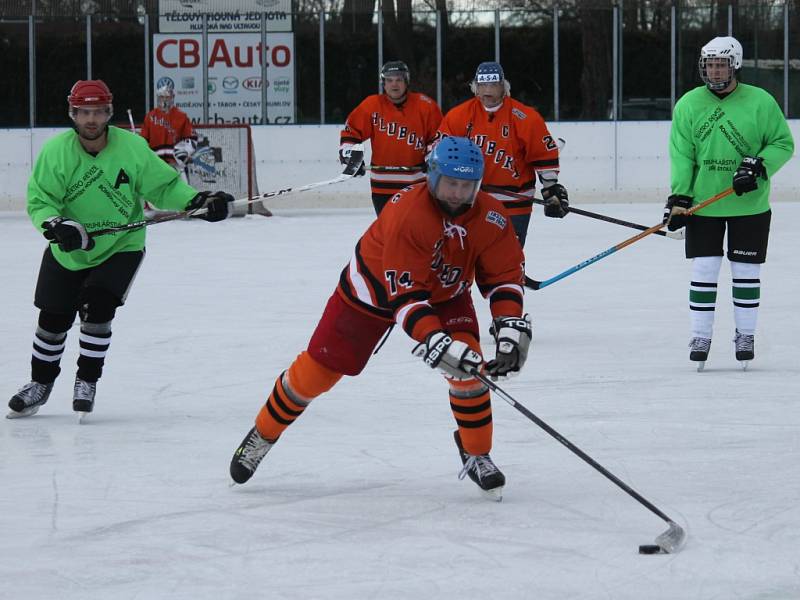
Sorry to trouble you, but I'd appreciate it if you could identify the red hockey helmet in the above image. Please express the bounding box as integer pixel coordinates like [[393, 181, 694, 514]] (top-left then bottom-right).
[[68, 80, 113, 107]]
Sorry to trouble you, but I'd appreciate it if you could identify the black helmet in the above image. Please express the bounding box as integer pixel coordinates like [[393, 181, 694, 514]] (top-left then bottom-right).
[[380, 61, 410, 85]]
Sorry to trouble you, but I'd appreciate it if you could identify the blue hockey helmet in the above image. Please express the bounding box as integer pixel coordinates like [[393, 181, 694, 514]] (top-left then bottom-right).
[[427, 137, 484, 216]]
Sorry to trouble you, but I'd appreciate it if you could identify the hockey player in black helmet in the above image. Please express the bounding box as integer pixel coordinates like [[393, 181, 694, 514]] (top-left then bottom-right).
[[339, 60, 443, 215]]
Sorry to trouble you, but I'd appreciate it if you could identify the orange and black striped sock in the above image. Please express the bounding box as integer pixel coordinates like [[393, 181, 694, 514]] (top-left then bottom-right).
[[449, 379, 492, 456], [255, 351, 342, 441]]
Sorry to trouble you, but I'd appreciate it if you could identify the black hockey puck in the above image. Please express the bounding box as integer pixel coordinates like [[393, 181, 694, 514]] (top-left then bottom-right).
[[638, 544, 662, 554]]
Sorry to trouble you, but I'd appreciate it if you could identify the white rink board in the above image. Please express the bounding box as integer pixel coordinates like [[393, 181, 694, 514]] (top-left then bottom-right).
[[2, 121, 799, 211]]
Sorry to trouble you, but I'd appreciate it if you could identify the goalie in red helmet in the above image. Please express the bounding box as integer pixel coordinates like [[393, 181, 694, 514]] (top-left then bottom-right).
[[140, 81, 197, 179], [140, 81, 197, 215]]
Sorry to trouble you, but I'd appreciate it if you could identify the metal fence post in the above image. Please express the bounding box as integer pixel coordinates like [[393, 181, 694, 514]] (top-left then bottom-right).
[[86, 15, 92, 79], [553, 5, 559, 121], [29, 14, 36, 127], [320, 10, 325, 124], [261, 12, 268, 124], [202, 14, 209, 123], [436, 10, 442, 108], [378, 8, 384, 93]]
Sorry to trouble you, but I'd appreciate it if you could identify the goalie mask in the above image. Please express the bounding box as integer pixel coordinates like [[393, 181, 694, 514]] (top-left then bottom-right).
[[699, 36, 742, 91], [156, 84, 175, 111], [67, 79, 113, 121], [426, 137, 484, 217]]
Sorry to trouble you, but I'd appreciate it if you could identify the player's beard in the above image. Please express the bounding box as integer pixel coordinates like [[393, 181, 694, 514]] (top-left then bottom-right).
[[76, 121, 108, 142]]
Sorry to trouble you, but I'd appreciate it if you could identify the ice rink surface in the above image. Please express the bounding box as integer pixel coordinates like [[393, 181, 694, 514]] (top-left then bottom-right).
[[1, 202, 798, 600]]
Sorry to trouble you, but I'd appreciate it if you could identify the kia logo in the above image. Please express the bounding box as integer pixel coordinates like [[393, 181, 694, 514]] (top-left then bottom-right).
[[242, 77, 262, 90]]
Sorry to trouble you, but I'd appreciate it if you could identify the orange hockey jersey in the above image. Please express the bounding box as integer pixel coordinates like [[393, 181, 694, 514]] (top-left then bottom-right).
[[341, 92, 443, 202], [140, 107, 194, 164], [437, 97, 559, 217], [337, 183, 525, 343]]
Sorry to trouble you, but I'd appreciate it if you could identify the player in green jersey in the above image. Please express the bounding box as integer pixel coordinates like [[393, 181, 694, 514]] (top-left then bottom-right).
[[663, 36, 794, 371], [7, 79, 234, 421]]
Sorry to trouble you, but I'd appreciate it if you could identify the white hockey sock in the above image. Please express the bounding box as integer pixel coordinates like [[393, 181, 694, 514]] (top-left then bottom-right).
[[689, 256, 722, 339], [730, 261, 761, 336]]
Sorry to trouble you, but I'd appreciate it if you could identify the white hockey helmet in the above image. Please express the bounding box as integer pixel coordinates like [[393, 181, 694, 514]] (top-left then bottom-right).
[[156, 82, 175, 110], [698, 36, 743, 91]]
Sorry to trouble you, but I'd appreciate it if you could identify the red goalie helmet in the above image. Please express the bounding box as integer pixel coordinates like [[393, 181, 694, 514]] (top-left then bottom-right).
[[68, 80, 113, 108]]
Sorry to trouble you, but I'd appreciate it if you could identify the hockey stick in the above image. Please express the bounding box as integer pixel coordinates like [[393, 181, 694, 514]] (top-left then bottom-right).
[[482, 185, 684, 240], [469, 368, 686, 554], [88, 147, 366, 238], [524, 187, 735, 291], [367, 164, 425, 172], [126, 109, 136, 133]]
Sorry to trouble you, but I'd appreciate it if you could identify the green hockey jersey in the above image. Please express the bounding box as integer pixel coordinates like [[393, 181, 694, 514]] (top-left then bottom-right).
[[669, 83, 794, 217], [28, 126, 198, 271]]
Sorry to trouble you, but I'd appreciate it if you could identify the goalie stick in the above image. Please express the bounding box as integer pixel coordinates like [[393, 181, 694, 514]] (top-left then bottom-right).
[[468, 367, 686, 554], [524, 187, 735, 291], [86, 146, 366, 238]]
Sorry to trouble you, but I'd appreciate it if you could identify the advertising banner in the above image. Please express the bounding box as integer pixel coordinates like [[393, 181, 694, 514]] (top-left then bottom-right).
[[159, 0, 293, 33], [153, 32, 295, 124]]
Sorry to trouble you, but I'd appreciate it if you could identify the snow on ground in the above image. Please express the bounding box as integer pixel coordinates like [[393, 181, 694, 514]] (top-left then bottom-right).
[[1, 203, 798, 599]]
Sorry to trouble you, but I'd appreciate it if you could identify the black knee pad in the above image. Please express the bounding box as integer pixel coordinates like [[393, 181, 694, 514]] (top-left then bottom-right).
[[79, 286, 119, 323], [38, 310, 75, 333]]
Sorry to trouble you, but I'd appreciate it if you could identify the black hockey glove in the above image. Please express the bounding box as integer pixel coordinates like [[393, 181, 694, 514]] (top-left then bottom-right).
[[186, 191, 233, 222], [542, 184, 569, 218], [485, 314, 532, 381], [662, 194, 692, 231], [339, 144, 366, 177], [732, 156, 767, 196], [42, 216, 95, 252], [412, 331, 483, 381]]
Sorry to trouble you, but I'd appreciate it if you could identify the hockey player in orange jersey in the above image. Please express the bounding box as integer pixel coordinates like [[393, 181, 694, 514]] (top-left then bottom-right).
[[340, 61, 443, 215], [230, 137, 532, 501], [140, 82, 197, 179], [437, 62, 569, 246]]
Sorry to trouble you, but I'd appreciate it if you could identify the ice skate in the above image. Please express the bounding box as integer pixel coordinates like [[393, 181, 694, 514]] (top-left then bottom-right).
[[230, 426, 277, 484], [73, 377, 97, 423], [734, 330, 754, 371], [7, 381, 54, 418], [454, 430, 505, 501], [689, 337, 711, 372]]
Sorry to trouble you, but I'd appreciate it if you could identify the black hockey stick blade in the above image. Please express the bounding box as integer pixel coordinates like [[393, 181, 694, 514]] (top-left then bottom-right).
[[524, 275, 541, 290]]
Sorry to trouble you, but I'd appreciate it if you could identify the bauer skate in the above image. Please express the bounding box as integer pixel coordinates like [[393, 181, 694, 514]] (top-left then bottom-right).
[[73, 377, 97, 423], [734, 330, 755, 371], [454, 430, 505, 502], [7, 381, 54, 418], [230, 426, 277, 484], [689, 337, 711, 372]]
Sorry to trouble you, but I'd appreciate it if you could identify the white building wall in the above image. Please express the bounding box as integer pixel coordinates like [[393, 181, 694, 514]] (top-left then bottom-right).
[[2, 122, 798, 211]]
